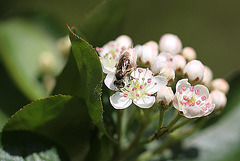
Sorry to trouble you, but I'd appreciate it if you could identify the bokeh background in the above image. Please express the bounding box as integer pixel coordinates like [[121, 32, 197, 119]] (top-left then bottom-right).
[[1, 0, 239, 78]]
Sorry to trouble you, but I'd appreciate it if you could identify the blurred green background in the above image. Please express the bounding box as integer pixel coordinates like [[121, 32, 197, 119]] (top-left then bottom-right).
[[1, 0, 239, 78]]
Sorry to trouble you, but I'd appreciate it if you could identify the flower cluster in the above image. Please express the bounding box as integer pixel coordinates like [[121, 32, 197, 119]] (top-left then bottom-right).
[[97, 34, 229, 119]]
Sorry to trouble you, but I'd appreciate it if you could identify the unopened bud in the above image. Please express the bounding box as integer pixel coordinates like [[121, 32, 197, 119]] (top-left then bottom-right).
[[183, 60, 204, 84], [136, 42, 158, 67], [151, 52, 176, 74], [211, 90, 227, 112], [159, 67, 175, 85], [39, 51, 56, 73], [202, 66, 213, 88], [156, 86, 174, 107], [181, 47, 197, 62], [116, 35, 132, 48], [145, 41, 159, 52], [159, 33, 182, 55], [211, 78, 229, 94], [174, 54, 186, 74]]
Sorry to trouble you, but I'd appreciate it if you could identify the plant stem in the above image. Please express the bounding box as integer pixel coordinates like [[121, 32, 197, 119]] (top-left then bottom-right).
[[118, 110, 124, 149], [157, 107, 165, 133]]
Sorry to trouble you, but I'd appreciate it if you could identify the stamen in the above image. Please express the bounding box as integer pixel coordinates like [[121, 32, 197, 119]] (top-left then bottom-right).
[[140, 85, 143, 89], [182, 86, 187, 91], [183, 95, 188, 100], [202, 107, 207, 111], [195, 89, 200, 95], [124, 94, 128, 97], [147, 94, 151, 96], [178, 89, 182, 94], [147, 78, 152, 83], [196, 100, 201, 105], [190, 86, 194, 92], [206, 103, 211, 108], [136, 94, 139, 97], [138, 68, 143, 73], [201, 96, 207, 101], [132, 87, 137, 91]]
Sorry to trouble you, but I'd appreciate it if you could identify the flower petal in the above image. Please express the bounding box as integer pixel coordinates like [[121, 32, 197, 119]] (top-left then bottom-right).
[[110, 92, 132, 109], [176, 79, 191, 92], [194, 84, 210, 101], [182, 106, 202, 119], [146, 76, 168, 94], [104, 72, 117, 90], [173, 95, 180, 111], [133, 96, 155, 108], [204, 103, 215, 116]]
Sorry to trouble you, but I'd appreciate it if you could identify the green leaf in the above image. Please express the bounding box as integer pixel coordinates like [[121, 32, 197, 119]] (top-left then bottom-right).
[[173, 71, 240, 161], [79, 0, 129, 46], [0, 131, 69, 161], [68, 26, 114, 141], [0, 18, 64, 100], [3, 95, 92, 160]]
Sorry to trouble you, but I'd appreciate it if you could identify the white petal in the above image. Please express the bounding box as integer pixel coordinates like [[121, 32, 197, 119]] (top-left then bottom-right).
[[204, 103, 215, 116], [173, 95, 180, 111], [110, 92, 132, 109], [146, 76, 168, 94], [182, 106, 202, 119], [102, 63, 115, 74], [133, 96, 155, 108], [194, 84, 210, 101], [104, 72, 117, 90], [176, 79, 190, 92]]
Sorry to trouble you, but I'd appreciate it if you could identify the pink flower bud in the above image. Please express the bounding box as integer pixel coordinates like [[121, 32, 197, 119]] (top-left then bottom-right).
[[211, 78, 229, 94], [156, 86, 174, 107], [210, 90, 227, 111], [183, 60, 204, 84], [202, 66, 213, 88], [116, 35, 132, 48], [159, 33, 182, 55], [181, 47, 197, 62], [159, 67, 175, 85], [174, 54, 186, 73], [151, 52, 176, 74]]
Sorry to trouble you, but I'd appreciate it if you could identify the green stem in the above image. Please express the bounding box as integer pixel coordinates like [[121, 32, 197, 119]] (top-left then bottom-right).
[[118, 110, 124, 149], [166, 118, 193, 134], [157, 107, 165, 133]]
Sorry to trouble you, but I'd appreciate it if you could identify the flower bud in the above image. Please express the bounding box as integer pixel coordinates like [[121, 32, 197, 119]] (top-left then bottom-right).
[[151, 52, 176, 74], [202, 66, 213, 88], [210, 90, 227, 111], [181, 47, 197, 62], [159, 33, 182, 55], [211, 78, 229, 94], [39, 51, 56, 73], [116, 35, 132, 49], [156, 86, 174, 107], [145, 41, 159, 52], [159, 67, 175, 85], [136, 42, 158, 67], [174, 54, 186, 74], [183, 60, 204, 84]]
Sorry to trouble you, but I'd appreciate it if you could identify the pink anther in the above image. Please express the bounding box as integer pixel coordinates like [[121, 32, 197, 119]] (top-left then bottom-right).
[[147, 78, 152, 83], [196, 100, 201, 105], [195, 89, 200, 95], [178, 89, 182, 94], [124, 94, 128, 97], [140, 85, 144, 89], [181, 86, 187, 91], [201, 96, 207, 101], [132, 87, 137, 91], [190, 86, 194, 92]]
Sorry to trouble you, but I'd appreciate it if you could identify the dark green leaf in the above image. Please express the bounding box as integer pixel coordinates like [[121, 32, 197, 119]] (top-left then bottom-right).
[[0, 130, 69, 161], [3, 95, 92, 160], [0, 18, 64, 100], [79, 0, 129, 46], [68, 26, 115, 142]]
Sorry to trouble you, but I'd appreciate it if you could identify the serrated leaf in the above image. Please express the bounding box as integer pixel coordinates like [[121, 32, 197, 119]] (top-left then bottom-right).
[[79, 0, 129, 46], [0, 18, 64, 100], [0, 130, 69, 161], [68, 26, 114, 142], [3, 95, 92, 160]]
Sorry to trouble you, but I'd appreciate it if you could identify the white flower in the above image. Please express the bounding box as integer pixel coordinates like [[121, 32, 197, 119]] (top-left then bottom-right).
[[183, 60, 204, 84], [173, 79, 215, 118], [156, 86, 174, 107], [151, 52, 176, 74], [97, 35, 132, 74], [159, 33, 182, 55], [105, 68, 168, 109]]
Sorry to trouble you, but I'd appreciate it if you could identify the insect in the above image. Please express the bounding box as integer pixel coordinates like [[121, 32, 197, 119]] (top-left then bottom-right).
[[114, 52, 133, 88]]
